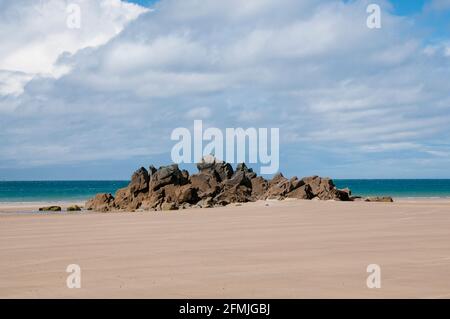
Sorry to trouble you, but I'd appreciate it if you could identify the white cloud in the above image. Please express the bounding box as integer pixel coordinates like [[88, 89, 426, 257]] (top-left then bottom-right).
[[0, 0, 147, 95], [0, 71, 33, 96]]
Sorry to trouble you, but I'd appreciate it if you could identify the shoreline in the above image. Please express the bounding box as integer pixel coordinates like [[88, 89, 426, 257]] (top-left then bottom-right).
[[2, 197, 450, 215], [0, 201, 86, 214]]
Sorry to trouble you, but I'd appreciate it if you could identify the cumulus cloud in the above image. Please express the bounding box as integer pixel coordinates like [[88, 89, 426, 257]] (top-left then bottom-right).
[[0, 0, 147, 95], [1, 0, 450, 178]]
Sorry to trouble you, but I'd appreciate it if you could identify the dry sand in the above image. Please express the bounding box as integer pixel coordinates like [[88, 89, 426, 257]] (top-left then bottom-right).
[[0, 199, 450, 298]]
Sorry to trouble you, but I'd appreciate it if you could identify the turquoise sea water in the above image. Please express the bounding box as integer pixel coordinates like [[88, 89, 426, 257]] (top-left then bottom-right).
[[334, 179, 450, 198], [0, 181, 129, 202], [1, 180, 450, 202]]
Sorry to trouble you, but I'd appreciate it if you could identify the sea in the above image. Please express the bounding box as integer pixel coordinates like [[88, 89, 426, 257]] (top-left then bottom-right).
[[0, 180, 450, 202]]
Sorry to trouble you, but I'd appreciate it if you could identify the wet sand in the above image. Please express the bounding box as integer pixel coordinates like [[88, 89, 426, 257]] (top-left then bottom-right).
[[1, 199, 450, 298]]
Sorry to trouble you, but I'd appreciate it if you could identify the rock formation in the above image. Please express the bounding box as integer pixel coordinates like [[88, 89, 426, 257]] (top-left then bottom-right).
[[39, 206, 62, 212], [67, 205, 82, 212], [85, 157, 393, 212], [85, 193, 115, 212], [364, 196, 394, 202]]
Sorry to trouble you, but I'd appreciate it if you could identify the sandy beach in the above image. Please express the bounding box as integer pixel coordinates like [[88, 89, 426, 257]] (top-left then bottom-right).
[[0, 199, 449, 298]]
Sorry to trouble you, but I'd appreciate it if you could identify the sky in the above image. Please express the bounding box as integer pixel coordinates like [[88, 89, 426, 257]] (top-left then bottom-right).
[[128, 0, 159, 6], [0, 0, 450, 180]]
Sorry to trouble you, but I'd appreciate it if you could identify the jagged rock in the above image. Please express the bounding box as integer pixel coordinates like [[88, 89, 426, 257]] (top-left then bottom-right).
[[214, 170, 253, 204], [214, 184, 252, 204], [289, 177, 305, 190], [266, 173, 290, 199], [180, 203, 192, 209], [128, 194, 146, 210], [160, 184, 180, 203], [114, 187, 131, 209], [39, 206, 62, 212], [302, 176, 339, 200], [189, 173, 221, 199], [236, 163, 257, 179], [67, 205, 82, 212], [143, 188, 165, 210], [197, 156, 233, 182], [215, 162, 234, 181], [251, 176, 269, 199], [223, 170, 252, 188], [150, 164, 186, 191], [286, 184, 313, 199], [113, 167, 150, 210], [129, 167, 150, 196], [197, 197, 214, 208], [236, 163, 250, 172], [140, 201, 155, 211], [149, 165, 157, 175], [84, 157, 377, 212], [85, 193, 114, 212], [115, 189, 146, 211], [181, 169, 190, 181], [107, 168, 151, 211], [365, 196, 394, 202], [176, 184, 199, 204], [335, 188, 352, 201], [161, 202, 178, 211]]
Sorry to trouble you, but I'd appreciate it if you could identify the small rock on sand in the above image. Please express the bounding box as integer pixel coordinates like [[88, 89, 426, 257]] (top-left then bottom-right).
[[67, 205, 82, 211], [39, 206, 62, 212]]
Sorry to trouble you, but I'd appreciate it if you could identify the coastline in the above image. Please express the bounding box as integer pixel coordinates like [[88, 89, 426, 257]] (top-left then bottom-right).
[[1, 196, 450, 214], [3, 179, 450, 213]]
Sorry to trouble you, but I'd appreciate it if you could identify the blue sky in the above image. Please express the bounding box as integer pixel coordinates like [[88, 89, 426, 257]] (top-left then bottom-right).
[[390, 0, 426, 15], [129, 0, 427, 14], [0, 0, 450, 180], [127, 0, 159, 6]]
